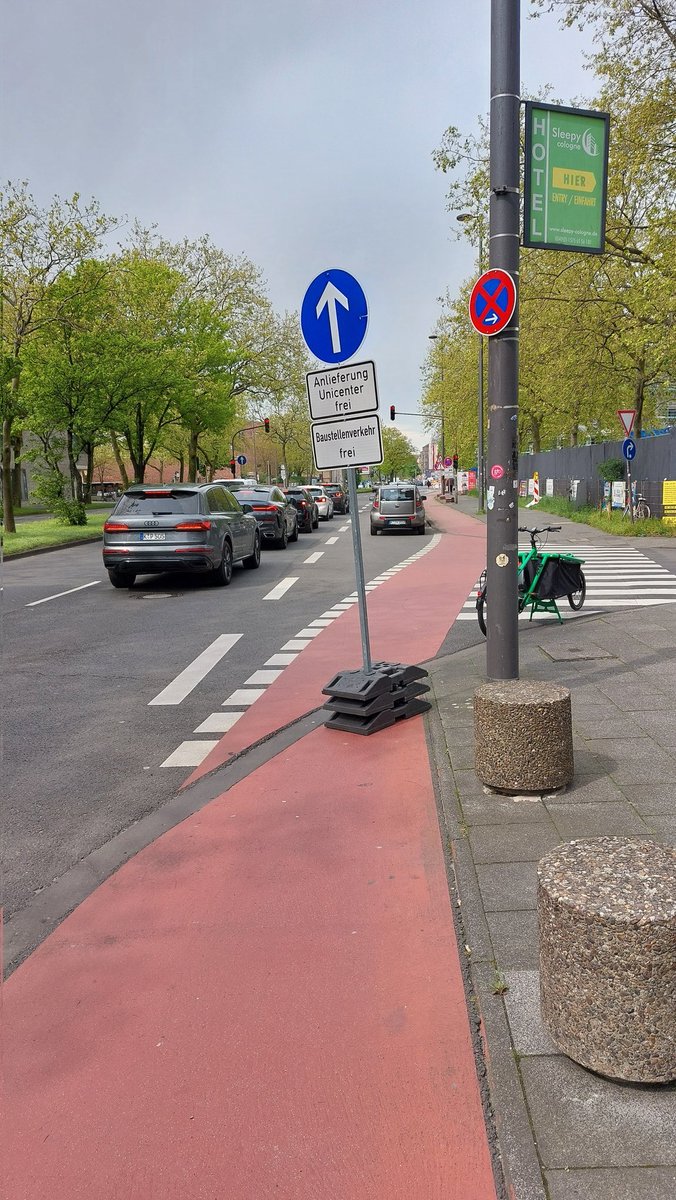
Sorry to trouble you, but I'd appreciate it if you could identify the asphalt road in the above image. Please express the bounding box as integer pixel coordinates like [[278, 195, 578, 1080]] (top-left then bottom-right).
[[3, 502, 455, 920]]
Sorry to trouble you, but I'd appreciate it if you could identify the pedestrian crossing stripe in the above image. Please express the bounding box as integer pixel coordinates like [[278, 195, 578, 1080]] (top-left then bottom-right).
[[456, 546, 676, 621]]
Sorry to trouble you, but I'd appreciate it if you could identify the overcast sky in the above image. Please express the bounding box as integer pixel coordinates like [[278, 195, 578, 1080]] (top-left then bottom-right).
[[3, 1, 597, 450]]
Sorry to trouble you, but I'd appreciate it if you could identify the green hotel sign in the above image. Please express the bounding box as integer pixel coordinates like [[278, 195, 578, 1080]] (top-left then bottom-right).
[[524, 102, 610, 254]]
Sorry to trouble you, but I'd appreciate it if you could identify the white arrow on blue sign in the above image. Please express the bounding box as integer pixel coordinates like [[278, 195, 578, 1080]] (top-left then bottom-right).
[[236, 454, 247, 466], [622, 438, 636, 461], [300, 269, 368, 364]]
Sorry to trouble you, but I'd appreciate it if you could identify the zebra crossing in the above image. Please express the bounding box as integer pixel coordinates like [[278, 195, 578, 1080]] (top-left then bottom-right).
[[456, 544, 676, 623]]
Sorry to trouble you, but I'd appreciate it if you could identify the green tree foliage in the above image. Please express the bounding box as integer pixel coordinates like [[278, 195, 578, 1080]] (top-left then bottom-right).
[[377, 427, 419, 481], [429, 1, 675, 450], [0, 182, 117, 529]]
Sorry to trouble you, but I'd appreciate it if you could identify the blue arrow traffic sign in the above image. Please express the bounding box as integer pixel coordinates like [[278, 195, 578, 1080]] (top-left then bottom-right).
[[236, 454, 247, 466], [300, 269, 368, 364], [622, 438, 636, 461]]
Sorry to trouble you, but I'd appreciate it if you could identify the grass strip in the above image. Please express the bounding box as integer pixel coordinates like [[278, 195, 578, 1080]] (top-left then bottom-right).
[[517, 496, 674, 537], [2, 513, 108, 557]]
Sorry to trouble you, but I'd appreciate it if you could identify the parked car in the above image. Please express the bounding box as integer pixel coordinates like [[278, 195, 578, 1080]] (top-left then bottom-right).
[[324, 483, 349, 514], [102, 483, 260, 588], [283, 487, 319, 532], [306, 486, 334, 521], [369, 484, 427, 535], [230, 485, 298, 548]]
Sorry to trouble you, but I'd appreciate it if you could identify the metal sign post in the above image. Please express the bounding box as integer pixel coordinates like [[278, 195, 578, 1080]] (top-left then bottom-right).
[[346, 467, 372, 673], [485, 0, 521, 681]]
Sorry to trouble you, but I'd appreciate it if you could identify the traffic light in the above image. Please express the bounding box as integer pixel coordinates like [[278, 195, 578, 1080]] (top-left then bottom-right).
[[229, 458, 236, 475], [453, 453, 459, 471], [390, 405, 396, 421], [263, 417, 270, 433]]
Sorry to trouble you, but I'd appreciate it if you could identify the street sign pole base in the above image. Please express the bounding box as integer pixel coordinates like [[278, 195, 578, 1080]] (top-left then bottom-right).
[[322, 662, 430, 736]]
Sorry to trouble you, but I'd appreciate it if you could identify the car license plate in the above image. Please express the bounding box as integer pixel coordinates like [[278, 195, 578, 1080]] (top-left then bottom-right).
[[389, 520, 406, 526], [142, 532, 166, 541]]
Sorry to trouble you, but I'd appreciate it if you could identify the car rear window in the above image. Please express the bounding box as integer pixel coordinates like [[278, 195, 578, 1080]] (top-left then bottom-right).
[[235, 488, 274, 501], [115, 491, 199, 515], [379, 487, 414, 501]]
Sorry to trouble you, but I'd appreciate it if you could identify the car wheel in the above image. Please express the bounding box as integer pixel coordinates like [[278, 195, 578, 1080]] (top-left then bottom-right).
[[276, 521, 288, 549], [289, 516, 299, 542], [370, 527, 378, 536], [212, 540, 233, 586], [243, 531, 261, 569], [417, 524, 426, 535], [108, 568, 136, 589]]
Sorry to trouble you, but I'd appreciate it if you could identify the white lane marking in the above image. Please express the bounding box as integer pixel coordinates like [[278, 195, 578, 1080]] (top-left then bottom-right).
[[266, 652, 299, 666], [295, 627, 322, 638], [161, 740, 218, 767], [263, 577, 299, 600], [281, 639, 312, 651], [194, 712, 244, 734], [148, 634, 242, 706], [26, 581, 100, 607], [304, 552, 324, 564], [245, 669, 284, 685], [222, 688, 265, 706], [310, 619, 335, 626], [339, 525, 349, 531], [321, 610, 344, 618], [325, 537, 339, 545]]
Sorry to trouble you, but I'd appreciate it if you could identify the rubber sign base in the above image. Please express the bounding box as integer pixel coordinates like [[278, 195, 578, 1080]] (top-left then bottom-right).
[[322, 663, 430, 735]]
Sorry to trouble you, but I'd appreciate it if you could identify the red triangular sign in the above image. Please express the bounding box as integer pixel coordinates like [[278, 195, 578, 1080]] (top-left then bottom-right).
[[617, 409, 636, 436]]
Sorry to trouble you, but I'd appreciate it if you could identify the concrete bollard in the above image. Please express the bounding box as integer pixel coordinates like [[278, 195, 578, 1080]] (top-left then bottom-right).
[[538, 837, 676, 1083], [474, 680, 573, 793]]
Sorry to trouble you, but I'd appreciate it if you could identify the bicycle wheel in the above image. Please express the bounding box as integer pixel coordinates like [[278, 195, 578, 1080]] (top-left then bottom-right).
[[636, 500, 651, 519], [477, 592, 487, 637], [567, 570, 586, 610]]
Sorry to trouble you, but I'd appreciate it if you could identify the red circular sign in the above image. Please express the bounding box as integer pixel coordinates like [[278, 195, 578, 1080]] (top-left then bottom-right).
[[490, 464, 505, 480], [469, 269, 517, 336]]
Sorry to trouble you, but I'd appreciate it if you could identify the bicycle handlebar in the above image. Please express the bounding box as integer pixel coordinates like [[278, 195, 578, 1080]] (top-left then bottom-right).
[[517, 525, 562, 534]]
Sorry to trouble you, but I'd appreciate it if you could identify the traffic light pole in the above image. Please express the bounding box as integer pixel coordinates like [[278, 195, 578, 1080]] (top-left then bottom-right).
[[230, 420, 270, 478], [486, 0, 520, 680]]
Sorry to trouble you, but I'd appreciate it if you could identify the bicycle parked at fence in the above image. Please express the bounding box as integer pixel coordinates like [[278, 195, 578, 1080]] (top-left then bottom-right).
[[476, 526, 586, 637], [622, 493, 651, 520]]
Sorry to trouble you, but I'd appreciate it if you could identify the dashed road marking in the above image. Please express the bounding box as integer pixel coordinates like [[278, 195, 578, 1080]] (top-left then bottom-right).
[[304, 552, 324, 564], [194, 712, 244, 734], [26, 581, 100, 607], [149, 634, 242, 706], [160, 740, 219, 768], [263, 577, 299, 600], [222, 688, 266, 706], [245, 669, 284, 685]]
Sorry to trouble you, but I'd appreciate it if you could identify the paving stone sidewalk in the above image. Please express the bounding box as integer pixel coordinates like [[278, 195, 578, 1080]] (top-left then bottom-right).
[[426, 602, 676, 1200]]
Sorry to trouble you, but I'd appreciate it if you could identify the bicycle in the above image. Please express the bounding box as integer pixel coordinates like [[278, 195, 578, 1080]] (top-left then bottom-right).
[[476, 526, 586, 637], [622, 493, 651, 519]]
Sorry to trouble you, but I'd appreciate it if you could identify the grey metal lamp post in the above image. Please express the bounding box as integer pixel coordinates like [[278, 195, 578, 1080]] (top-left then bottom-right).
[[457, 213, 485, 512], [428, 334, 446, 495]]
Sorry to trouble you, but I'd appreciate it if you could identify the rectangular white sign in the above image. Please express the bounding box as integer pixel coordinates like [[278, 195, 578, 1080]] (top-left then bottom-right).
[[306, 360, 379, 422], [311, 414, 383, 471]]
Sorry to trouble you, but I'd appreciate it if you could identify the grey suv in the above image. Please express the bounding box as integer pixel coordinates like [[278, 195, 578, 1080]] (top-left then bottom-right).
[[370, 484, 427, 535], [102, 483, 261, 588]]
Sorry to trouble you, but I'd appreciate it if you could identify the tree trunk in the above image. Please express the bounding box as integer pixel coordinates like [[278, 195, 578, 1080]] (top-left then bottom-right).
[[633, 357, 645, 438], [83, 443, 94, 504], [2, 416, 15, 532], [11, 433, 23, 507], [530, 416, 541, 453], [188, 430, 199, 481], [110, 435, 129, 490], [66, 428, 80, 500], [178, 453, 184, 483]]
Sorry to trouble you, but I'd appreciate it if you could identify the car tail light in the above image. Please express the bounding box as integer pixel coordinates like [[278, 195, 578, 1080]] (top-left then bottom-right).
[[104, 521, 129, 532], [175, 520, 211, 531], [416, 496, 423, 508], [372, 498, 379, 510], [300, 500, 308, 508], [142, 490, 172, 496], [253, 504, 278, 512]]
